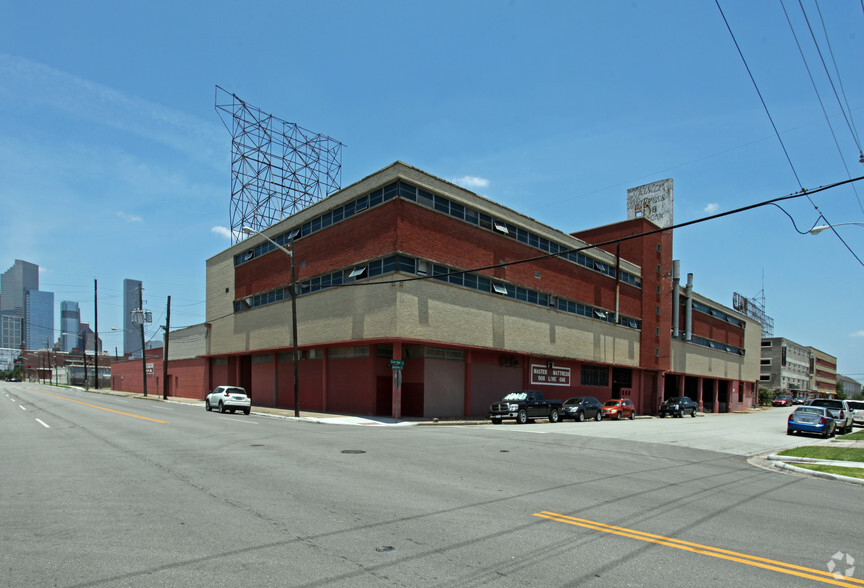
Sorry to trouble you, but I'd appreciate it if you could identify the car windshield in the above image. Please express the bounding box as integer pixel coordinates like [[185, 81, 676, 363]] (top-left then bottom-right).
[[603, 400, 620, 407], [846, 401, 864, 410], [564, 397, 584, 405], [226, 388, 246, 395], [503, 392, 528, 401]]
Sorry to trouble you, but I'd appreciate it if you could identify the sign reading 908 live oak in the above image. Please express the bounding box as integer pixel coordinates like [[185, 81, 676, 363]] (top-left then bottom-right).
[[531, 364, 571, 386]]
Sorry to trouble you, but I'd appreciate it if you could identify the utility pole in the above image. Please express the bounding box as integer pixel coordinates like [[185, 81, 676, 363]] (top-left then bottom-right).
[[139, 286, 147, 398], [94, 278, 99, 389], [162, 296, 170, 400]]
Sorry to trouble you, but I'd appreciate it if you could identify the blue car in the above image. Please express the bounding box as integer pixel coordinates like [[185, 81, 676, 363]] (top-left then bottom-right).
[[787, 406, 836, 438]]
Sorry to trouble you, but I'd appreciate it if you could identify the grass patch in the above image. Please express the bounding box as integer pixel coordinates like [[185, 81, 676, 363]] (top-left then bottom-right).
[[777, 446, 864, 462], [838, 429, 864, 441], [793, 463, 864, 480]]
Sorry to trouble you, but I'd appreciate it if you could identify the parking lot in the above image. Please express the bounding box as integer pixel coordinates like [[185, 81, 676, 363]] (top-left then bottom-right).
[[479, 405, 810, 457]]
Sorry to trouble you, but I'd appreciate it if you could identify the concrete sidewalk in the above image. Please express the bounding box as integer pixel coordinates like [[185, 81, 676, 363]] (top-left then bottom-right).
[[75, 386, 484, 426]]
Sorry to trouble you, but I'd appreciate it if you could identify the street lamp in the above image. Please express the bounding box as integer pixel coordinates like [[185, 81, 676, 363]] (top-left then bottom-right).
[[242, 226, 300, 417], [809, 222, 864, 235]]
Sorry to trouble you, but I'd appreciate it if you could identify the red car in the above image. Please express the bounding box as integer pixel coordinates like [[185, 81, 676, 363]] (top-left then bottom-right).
[[772, 395, 792, 407], [602, 399, 635, 420]]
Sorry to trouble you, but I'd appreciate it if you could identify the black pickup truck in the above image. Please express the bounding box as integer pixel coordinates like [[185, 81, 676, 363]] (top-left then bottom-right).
[[488, 390, 562, 424]]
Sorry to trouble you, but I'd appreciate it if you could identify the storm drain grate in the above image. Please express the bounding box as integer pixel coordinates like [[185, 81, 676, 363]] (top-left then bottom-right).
[[341, 449, 366, 454]]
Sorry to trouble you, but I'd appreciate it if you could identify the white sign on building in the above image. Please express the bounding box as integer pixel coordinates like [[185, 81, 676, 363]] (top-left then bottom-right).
[[627, 178, 673, 228]]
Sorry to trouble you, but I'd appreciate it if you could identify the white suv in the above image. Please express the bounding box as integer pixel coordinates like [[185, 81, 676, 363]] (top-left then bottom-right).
[[807, 398, 853, 435], [205, 386, 251, 415]]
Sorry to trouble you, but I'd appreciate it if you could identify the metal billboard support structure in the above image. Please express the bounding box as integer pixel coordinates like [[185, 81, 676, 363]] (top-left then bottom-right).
[[733, 291, 774, 338], [215, 86, 344, 244]]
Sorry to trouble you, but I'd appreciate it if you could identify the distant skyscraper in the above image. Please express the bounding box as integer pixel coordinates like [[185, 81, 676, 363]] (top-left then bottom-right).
[[123, 279, 143, 358], [25, 290, 54, 350], [61, 301, 81, 352], [1, 260, 39, 349]]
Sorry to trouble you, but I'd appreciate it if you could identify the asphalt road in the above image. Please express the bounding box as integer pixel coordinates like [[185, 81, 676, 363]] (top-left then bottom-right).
[[2, 382, 860, 587]]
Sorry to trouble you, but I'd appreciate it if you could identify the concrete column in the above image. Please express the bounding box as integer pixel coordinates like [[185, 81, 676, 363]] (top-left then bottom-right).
[[697, 376, 704, 412], [713, 379, 720, 413], [678, 374, 686, 398]]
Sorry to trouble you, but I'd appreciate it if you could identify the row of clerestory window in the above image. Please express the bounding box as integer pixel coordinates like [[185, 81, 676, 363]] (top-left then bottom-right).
[[234, 180, 642, 288]]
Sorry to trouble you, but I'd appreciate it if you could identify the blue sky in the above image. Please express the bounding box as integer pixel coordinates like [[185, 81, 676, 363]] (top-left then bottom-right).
[[2, 1, 863, 380]]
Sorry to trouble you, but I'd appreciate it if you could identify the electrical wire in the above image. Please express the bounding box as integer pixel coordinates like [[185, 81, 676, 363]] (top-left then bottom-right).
[[800, 0, 864, 158], [780, 0, 864, 215], [715, 0, 804, 190]]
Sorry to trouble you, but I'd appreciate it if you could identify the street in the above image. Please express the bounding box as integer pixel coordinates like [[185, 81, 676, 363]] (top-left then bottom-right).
[[2, 382, 860, 587]]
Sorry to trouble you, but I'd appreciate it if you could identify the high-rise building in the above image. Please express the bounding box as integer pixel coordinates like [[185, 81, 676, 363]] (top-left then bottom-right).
[[25, 290, 54, 350], [1, 260, 40, 349], [78, 322, 102, 354], [61, 301, 81, 352], [123, 279, 143, 358]]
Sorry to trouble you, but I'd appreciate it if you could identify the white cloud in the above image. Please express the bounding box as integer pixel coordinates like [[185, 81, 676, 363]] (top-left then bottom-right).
[[117, 212, 143, 223], [850, 330, 864, 338], [0, 53, 224, 168], [704, 203, 719, 214], [211, 226, 232, 239], [453, 175, 490, 190]]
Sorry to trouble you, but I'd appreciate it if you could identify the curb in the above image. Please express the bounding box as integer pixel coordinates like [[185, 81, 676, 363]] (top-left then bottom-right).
[[772, 461, 864, 486]]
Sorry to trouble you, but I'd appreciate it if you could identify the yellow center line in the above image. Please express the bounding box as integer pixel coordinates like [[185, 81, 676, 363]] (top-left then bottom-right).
[[534, 511, 863, 587], [29, 389, 169, 424]]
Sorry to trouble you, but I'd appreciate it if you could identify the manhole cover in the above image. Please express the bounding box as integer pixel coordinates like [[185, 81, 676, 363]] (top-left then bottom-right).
[[341, 449, 366, 454], [375, 546, 395, 552]]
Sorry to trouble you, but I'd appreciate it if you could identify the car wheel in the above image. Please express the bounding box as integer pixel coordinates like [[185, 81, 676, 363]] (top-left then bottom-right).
[[219, 402, 226, 414], [677, 410, 684, 418], [243, 408, 251, 415], [205, 399, 211, 412], [614, 412, 620, 420], [595, 411, 602, 421], [824, 427, 831, 439], [516, 409, 528, 424], [578, 412, 585, 422], [659, 413, 666, 418], [691, 409, 697, 418], [786, 429, 793, 435], [230, 408, 236, 414], [630, 411, 636, 420], [491, 417, 502, 424], [549, 408, 559, 423]]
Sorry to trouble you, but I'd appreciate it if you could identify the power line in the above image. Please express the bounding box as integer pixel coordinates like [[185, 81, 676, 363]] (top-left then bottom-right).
[[780, 0, 864, 215], [715, 0, 804, 190]]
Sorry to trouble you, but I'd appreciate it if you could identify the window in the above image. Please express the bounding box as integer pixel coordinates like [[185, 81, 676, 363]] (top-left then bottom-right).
[[492, 283, 508, 295], [581, 365, 609, 387], [329, 346, 369, 359], [493, 221, 509, 234], [348, 266, 367, 279]]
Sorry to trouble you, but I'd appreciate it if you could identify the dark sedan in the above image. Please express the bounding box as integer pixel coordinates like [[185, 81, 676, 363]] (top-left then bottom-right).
[[658, 396, 698, 418], [560, 396, 603, 422]]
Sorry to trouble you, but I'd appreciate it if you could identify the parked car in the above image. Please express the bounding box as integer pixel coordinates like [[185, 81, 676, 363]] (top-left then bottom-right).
[[488, 390, 562, 424], [602, 398, 635, 420], [772, 395, 792, 407], [658, 396, 698, 418], [560, 396, 603, 421], [846, 400, 864, 427], [792, 396, 808, 405], [807, 398, 854, 434], [205, 386, 252, 415], [787, 405, 836, 438]]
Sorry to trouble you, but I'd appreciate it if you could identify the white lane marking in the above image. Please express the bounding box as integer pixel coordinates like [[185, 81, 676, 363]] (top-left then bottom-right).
[[35, 418, 50, 428], [216, 416, 259, 425], [19, 405, 26, 411]]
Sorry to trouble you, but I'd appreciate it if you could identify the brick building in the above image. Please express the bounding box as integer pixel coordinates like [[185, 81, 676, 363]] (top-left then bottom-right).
[[171, 161, 757, 418]]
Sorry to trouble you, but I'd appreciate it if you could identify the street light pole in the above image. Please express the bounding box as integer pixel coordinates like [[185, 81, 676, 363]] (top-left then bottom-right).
[[242, 227, 300, 417], [809, 222, 864, 235]]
